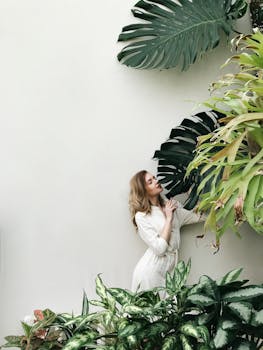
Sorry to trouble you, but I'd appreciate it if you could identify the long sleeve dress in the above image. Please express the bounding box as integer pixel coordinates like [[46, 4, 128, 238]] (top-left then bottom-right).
[[131, 204, 203, 292]]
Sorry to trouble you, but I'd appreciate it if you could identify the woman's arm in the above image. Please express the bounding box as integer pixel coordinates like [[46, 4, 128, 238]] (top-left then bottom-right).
[[176, 206, 205, 227], [161, 199, 177, 242], [135, 213, 168, 256], [135, 200, 177, 256]]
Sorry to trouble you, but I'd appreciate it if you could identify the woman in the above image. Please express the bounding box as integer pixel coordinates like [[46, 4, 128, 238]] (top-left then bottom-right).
[[129, 170, 204, 292]]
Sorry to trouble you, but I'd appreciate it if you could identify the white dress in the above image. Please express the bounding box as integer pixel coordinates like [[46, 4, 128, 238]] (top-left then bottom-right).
[[131, 204, 202, 292]]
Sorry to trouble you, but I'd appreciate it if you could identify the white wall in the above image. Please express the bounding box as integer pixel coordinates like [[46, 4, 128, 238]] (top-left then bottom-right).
[[0, 0, 262, 342]]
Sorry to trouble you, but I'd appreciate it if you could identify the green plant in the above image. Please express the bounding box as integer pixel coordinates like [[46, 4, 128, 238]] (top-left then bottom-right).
[[186, 30, 263, 242], [250, 0, 263, 32], [153, 110, 224, 209], [2, 261, 263, 350], [117, 0, 247, 70]]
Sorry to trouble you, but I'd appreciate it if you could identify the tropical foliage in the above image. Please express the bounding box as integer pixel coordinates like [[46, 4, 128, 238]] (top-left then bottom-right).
[[2, 261, 263, 350], [153, 110, 224, 209], [186, 30, 263, 242], [117, 0, 247, 70], [250, 0, 263, 32]]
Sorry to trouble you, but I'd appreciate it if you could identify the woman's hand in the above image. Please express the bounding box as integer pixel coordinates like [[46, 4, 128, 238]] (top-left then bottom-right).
[[163, 199, 178, 221]]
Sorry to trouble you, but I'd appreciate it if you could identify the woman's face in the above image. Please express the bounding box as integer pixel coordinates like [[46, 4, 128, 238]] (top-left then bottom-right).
[[144, 172, 163, 197]]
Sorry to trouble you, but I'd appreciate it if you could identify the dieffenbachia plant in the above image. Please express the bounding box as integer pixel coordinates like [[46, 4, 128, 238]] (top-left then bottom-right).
[[2, 261, 263, 350]]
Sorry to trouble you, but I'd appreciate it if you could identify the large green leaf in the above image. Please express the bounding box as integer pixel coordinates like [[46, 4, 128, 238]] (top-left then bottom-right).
[[180, 334, 193, 350], [251, 309, 263, 326], [118, 321, 144, 338], [162, 336, 177, 350], [154, 110, 223, 209], [2, 336, 24, 348], [180, 323, 210, 343], [107, 288, 133, 305], [217, 268, 243, 286], [231, 338, 257, 350], [212, 327, 234, 349], [63, 332, 97, 350], [227, 302, 252, 323], [118, 0, 247, 70], [187, 294, 216, 307], [223, 286, 263, 302]]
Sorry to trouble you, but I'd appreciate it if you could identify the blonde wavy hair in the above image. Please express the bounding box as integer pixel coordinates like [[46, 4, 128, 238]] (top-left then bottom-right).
[[129, 170, 164, 228]]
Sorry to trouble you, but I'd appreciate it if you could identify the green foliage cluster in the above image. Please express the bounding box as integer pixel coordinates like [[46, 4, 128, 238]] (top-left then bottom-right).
[[2, 261, 263, 350], [187, 30, 263, 242]]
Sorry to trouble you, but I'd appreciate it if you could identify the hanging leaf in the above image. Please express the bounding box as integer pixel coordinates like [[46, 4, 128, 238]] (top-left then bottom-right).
[[117, 0, 247, 70], [154, 110, 223, 209]]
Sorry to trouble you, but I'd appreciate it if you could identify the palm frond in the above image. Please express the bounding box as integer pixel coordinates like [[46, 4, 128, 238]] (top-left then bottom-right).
[[117, 0, 247, 70], [153, 110, 224, 209]]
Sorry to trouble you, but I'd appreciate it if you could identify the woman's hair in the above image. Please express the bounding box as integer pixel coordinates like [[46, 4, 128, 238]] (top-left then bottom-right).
[[129, 170, 164, 228]]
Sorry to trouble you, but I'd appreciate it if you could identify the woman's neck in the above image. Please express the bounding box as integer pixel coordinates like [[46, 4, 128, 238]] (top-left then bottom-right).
[[149, 196, 161, 207]]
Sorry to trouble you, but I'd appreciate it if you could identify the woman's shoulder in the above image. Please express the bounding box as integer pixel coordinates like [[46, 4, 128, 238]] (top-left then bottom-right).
[[135, 210, 154, 222], [135, 211, 147, 219]]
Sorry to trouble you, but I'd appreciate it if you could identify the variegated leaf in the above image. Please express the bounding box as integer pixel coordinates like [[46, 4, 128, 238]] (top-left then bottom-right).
[[176, 260, 186, 276], [81, 290, 89, 316], [3, 336, 24, 348], [162, 336, 176, 350], [65, 316, 83, 326], [103, 311, 113, 328], [21, 322, 32, 338], [90, 300, 105, 308], [187, 294, 216, 307], [116, 343, 127, 350], [127, 335, 137, 346], [198, 275, 218, 299], [213, 327, 232, 349], [251, 309, 263, 326], [180, 323, 199, 339], [222, 286, 263, 302], [227, 302, 252, 323], [57, 313, 73, 323], [232, 338, 257, 350], [63, 332, 96, 350], [197, 312, 214, 326], [221, 319, 238, 330], [107, 288, 133, 305], [217, 268, 243, 286], [196, 326, 210, 343], [198, 346, 213, 350], [116, 344, 128, 350], [118, 321, 143, 337], [95, 274, 108, 300], [75, 313, 101, 331], [146, 321, 168, 337], [166, 271, 174, 292], [180, 334, 193, 350], [123, 305, 143, 314]]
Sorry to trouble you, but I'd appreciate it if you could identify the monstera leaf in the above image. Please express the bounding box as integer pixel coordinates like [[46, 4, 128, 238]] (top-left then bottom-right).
[[153, 110, 224, 209], [117, 0, 247, 70]]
